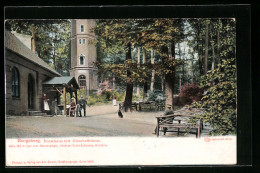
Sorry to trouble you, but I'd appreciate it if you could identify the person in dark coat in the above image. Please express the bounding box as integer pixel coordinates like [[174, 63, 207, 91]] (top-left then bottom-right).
[[79, 96, 87, 117], [51, 98, 58, 116]]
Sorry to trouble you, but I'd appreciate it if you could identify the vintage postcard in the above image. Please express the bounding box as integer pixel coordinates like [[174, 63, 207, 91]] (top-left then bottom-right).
[[4, 6, 250, 167]]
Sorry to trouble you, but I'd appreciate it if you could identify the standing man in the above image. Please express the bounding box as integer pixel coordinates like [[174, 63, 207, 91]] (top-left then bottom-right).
[[51, 98, 58, 116], [79, 96, 87, 117]]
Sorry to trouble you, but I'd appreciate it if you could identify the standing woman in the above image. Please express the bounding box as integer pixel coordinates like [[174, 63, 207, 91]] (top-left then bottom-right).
[[42, 93, 50, 111], [112, 95, 117, 106]]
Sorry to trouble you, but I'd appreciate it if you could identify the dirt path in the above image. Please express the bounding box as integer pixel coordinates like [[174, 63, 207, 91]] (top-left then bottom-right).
[[6, 104, 211, 138]]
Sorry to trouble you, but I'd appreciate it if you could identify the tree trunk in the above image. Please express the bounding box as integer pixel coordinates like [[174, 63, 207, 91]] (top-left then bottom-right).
[[191, 53, 194, 82], [136, 47, 141, 96], [204, 21, 209, 75], [217, 20, 221, 65], [53, 46, 56, 70], [211, 40, 216, 71], [112, 74, 116, 90], [182, 48, 185, 80], [31, 31, 36, 54], [163, 41, 176, 110], [124, 43, 133, 112], [161, 78, 165, 91], [142, 48, 148, 101], [179, 75, 182, 92], [197, 43, 203, 76], [150, 50, 155, 92]]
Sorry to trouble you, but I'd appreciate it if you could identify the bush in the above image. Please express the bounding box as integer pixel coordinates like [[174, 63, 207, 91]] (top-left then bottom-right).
[[179, 83, 204, 105], [193, 58, 237, 135], [87, 96, 97, 106], [100, 89, 113, 101], [86, 90, 126, 105], [147, 90, 166, 103], [115, 91, 125, 101]]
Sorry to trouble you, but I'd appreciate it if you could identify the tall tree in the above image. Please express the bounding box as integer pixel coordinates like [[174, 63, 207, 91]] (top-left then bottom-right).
[[142, 48, 148, 100], [150, 50, 155, 92], [136, 47, 141, 96], [204, 20, 209, 75], [124, 43, 134, 111], [95, 19, 140, 112]]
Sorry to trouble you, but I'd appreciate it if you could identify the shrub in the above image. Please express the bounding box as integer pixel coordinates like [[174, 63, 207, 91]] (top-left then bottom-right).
[[115, 91, 125, 101], [100, 89, 113, 100], [147, 90, 166, 103], [87, 96, 97, 106], [193, 58, 237, 135], [179, 83, 204, 105]]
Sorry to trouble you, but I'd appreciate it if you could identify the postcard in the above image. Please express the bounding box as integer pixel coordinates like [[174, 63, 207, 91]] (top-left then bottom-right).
[[4, 6, 251, 167]]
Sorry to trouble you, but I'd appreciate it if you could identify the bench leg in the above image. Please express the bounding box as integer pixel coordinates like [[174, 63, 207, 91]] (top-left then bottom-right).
[[197, 127, 201, 138], [163, 127, 167, 135], [156, 126, 160, 137], [156, 119, 160, 137]]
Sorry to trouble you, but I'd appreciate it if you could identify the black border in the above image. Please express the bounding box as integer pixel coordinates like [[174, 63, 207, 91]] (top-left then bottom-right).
[[2, 5, 253, 172]]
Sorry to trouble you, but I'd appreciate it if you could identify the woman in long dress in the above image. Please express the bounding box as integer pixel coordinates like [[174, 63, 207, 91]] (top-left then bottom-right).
[[42, 93, 50, 111], [112, 95, 117, 106]]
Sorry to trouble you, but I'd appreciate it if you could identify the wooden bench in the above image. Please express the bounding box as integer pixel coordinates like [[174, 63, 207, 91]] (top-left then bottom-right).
[[119, 102, 138, 111], [155, 114, 202, 138], [139, 101, 157, 111], [157, 103, 165, 111]]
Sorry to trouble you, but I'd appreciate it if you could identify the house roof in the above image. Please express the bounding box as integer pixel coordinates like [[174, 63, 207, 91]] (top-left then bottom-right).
[[42, 76, 79, 89], [5, 31, 61, 76]]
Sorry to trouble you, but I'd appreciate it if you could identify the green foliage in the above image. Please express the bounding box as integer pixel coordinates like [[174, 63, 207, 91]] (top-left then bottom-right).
[[87, 90, 126, 106], [147, 90, 166, 103], [77, 89, 87, 100], [193, 58, 237, 135], [132, 92, 143, 102], [59, 93, 72, 105], [5, 20, 71, 74], [95, 19, 184, 84]]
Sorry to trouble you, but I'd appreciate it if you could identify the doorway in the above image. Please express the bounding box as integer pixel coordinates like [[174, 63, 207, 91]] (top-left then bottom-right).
[[28, 74, 35, 109]]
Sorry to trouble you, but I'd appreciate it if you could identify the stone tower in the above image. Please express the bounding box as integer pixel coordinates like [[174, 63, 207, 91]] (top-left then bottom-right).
[[70, 19, 98, 94]]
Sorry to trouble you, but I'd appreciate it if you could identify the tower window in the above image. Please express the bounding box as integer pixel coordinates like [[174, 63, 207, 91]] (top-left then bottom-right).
[[79, 39, 82, 44], [80, 55, 85, 65], [83, 39, 86, 44], [78, 75, 86, 87], [12, 67, 20, 97], [81, 25, 84, 32]]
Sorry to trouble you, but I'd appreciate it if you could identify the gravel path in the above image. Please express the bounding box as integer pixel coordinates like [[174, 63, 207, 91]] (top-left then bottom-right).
[[6, 104, 211, 138]]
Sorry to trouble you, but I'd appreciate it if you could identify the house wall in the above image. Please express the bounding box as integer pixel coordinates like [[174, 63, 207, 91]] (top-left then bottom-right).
[[5, 49, 59, 115]]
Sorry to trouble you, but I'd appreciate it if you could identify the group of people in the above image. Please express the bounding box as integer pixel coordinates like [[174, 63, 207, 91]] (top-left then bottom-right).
[[69, 96, 87, 117], [42, 93, 87, 117]]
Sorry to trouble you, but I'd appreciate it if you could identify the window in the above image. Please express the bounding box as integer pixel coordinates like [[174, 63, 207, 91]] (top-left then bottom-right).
[[81, 25, 84, 32], [78, 75, 86, 87], [79, 39, 81, 44], [80, 55, 85, 65], [12, 67, 20, 97], [83, 39, 86, 44]]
